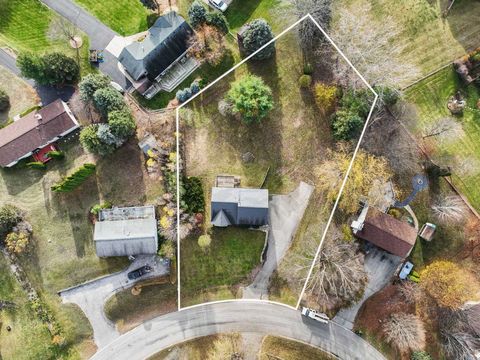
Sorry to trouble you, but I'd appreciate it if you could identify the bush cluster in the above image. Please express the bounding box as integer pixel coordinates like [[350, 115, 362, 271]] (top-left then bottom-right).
[[0, 204, 22, 239], [241, 19, 275, 60], [51, 163, 96, 192], [188, 1, 229, 33], [299, 74, 312, 88], [182, 176, 205, 214], [79, 74, 136, 155], [0, 89, 10, 112], [314, 82, 338, 112], [26, 161, 47, 170], [176, 79, 201, 103], [17, 52, 80, 86]]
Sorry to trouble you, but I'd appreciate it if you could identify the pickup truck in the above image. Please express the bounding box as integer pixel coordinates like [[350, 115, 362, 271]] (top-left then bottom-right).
[[301, 307, 329, 324]]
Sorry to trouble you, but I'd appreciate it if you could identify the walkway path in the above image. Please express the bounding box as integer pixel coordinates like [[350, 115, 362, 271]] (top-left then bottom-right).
[[59, 255, 170, 348], [243, 182, 314, 299], [91, 300, 386, 360]]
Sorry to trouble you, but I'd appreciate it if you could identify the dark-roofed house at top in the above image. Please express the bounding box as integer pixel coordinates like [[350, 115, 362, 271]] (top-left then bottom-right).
[[211, 187, 269, 227], [0, 99, 79, 167], [118, 11, 198, 99]]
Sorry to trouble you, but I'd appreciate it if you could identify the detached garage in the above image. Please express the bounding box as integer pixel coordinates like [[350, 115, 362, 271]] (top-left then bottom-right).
[[94, 205, 158, 257]]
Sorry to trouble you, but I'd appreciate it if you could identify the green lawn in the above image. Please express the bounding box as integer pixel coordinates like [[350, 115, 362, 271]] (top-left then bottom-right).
[[104, 283, 177, 333], [403, 67, 480, 211], [74, 0, 150, 36], [180, 227, 266, 306], [0, 0, 92, 74]]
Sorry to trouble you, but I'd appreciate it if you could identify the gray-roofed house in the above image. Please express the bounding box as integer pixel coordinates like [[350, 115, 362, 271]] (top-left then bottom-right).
[[94, 205, 158, 257], [211, 187, 269, 227], [118, 11, 199, 99]]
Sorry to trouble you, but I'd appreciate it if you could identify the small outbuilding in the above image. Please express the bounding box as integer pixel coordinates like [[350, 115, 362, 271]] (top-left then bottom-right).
[[351, 206, 417, 258], [211, 187, 269, 227], [94, 205, 158, 257]]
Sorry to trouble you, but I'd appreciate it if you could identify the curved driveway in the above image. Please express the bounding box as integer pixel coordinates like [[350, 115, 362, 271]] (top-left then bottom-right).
[[91, 301, 385, 360]]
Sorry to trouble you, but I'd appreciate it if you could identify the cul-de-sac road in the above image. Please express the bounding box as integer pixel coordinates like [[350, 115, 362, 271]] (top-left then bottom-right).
[[91, 300, 385, 360]]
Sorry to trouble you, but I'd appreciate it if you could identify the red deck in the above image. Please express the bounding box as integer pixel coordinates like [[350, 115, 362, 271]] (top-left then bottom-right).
[[33, 144, 57, 163]]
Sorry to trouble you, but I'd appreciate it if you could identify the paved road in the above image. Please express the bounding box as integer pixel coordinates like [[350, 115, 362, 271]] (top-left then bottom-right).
[[243, 182, 314, 299], [91, 301, 386, 360], [39, 0, 131, 89], [0, 49, 75, 105], [60, 255, 170, 348], [334, 247, 401, 329]]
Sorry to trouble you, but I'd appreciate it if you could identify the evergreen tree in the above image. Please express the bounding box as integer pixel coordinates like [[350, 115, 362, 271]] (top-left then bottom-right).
[[188, 1, 207, 28], [242, 19, 275, 60]]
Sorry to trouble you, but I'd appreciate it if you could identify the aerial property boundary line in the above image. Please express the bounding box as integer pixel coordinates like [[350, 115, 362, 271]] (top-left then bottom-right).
[[176, 14, 378, 311]]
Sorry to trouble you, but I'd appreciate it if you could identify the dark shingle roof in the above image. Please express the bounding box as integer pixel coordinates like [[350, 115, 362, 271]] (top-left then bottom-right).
[[0, 100, 78, 167], [118, 12, 194, 81], [355, 208, 417, 257]]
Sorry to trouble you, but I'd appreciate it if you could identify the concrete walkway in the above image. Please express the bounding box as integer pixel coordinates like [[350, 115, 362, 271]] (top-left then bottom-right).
[[243, 182, 314, 299], [91, 301, 386, 360], [333, 247, 402, 329], [59, 255, 170, 348]]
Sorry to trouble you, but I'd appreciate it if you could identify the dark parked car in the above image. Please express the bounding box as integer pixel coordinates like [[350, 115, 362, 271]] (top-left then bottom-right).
[[127, 265, 152, 280]]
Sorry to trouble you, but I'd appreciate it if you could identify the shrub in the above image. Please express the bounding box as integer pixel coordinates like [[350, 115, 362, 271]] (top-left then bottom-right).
[[176, 88, 193, 103], [182, 176, 205, 214], [218, 99, 234, 117], [93, 87, 125, 114], [374, 86, 400, 107], [314, 82, 337, 113], [80, 124, 114, 155], [17, 52, 80, 86], [0, 89, 10, 112], [331, 109, 364, 141], [411, 351, 432, 360], [226, 74, 274, 123], [299, 74, 312, 88], [140, 0, 158, 10], [26, 161, 47, 170], [206, 12, 229, 34], [190, 81, 201, 94], [340, 89, 372, 118], [198, 234, 212, 252], [188, 1, 207, 28], [158, 239, 175, 259], [146, 13, 160, 27], [108, 109, 136, 139], [0, 204, 22, 239], [46, 150, 65, 160], [5, 232, 30, 254], [90, 202, 112, 216], [242, 19, 275, 60], [303, 62, 313, 75], [79, 73, 110, 102], [97, 123, 123, 147], [51, 163, 96, 192], [341, 223, 354, 242]]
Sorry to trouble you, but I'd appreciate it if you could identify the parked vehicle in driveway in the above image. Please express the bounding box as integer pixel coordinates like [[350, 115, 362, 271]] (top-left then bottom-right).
[[209, 0, 228, 12], [110, 81, 125, 94], [127, 265, 152, 280], [301, 307, 329, 324]]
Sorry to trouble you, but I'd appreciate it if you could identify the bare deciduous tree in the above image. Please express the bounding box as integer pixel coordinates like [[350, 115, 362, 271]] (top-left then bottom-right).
[[293, 227, 367, 304], [48, 17, 81, 63], [290, 0, 331, 50], [206, 335, 243, 360], [383, 312, 426, 353], [323, 1, 420, 88], [422, 117, 465, 143], [188, 25, 226, 66], [431, 195, 467, 223], [398, 282, 421, 304]]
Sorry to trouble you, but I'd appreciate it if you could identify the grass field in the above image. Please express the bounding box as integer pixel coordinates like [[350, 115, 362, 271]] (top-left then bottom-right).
[[0, 0, 92, 74], [0, 66, 39, 124], [403, 67, 480, 210], [105, 283, 177, 333], [260, 336, 335, 360], [74, 0, 150, 36], [180, 227, 265, 306]]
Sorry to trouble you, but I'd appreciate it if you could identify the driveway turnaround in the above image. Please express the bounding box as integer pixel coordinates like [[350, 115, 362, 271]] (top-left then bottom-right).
[[91, 300, 386, 360], [333, 247, 402, 329], [59, 255, 170, 348], [243, 181, 314, 299]]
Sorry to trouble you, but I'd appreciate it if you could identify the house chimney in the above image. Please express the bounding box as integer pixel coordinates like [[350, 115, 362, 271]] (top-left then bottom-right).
[[34, 113, 42, 123]]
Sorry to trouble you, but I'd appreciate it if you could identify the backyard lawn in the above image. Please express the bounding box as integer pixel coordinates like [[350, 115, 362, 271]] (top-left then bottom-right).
[[0, 65, 39, 125], [180, 227, 266, 306], [0, 0, 92, 73], [74, 0, 150, 36], [403, 67, 480, 211]]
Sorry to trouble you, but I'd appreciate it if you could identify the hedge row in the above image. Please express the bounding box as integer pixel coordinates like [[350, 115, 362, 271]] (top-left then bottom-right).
[[51, 163, 96, 192]]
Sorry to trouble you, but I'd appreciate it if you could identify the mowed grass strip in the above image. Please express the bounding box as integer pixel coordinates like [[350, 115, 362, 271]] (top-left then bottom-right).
[[74, 0, 149, 35], [180, 227, 265, 301], [404, 67, 480, 210]]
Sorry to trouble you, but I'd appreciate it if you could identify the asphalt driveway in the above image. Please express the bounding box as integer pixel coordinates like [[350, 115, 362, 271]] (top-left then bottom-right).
[[59, 255, 170, 348], [333, 247, 402, 329], [243, 181, 314, 299]]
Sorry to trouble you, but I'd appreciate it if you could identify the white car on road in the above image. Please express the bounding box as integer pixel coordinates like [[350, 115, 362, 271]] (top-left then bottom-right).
[[209, 0, 228, 12], [301, 307, 329, 324]]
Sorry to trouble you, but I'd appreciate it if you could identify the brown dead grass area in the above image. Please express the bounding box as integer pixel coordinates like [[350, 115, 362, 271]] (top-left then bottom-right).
[[354, 284, 414, 360]]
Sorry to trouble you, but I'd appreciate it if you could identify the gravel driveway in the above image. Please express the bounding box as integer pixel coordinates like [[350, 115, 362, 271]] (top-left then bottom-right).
[[59, 255, 170, 348], [243, 181, 314, 299]]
